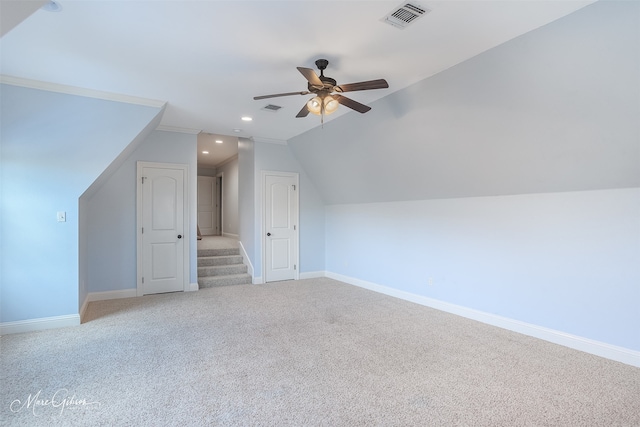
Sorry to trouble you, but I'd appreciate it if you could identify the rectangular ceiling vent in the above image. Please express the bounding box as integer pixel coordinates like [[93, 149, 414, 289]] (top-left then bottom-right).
[[382, 3, 430, 29], [262, 104, 282, 112]]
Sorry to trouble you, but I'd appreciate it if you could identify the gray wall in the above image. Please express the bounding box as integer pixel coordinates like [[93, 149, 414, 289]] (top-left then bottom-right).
[[218, 156, 239, 237], [289, 1, 639, 204]]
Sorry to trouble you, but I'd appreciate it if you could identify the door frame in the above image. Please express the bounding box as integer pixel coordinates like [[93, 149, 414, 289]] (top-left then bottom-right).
[[216, 172, 224, 236], [136, 161, 190, 296], [261, 170, 299, 283], [197, 175, 216, 236]]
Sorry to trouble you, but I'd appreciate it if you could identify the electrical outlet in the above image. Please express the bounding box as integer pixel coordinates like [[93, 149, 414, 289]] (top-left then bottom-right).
[[428, 277, 434, 286], [57, 211, 66, 222]]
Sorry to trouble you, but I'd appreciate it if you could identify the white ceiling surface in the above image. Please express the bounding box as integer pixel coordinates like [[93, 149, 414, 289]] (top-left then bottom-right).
[[1, 0, 594, 148]]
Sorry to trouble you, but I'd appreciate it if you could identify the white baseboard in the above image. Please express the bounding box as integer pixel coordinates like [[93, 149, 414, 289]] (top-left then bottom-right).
[[253, 276, 263, 285], [325, 272, 640, 368], [87, 289, 137, 302], [1, 314, 81, 335], [300, 271, 326, 280], [222, 232, 239, 239], [188, 282, 199, 292]]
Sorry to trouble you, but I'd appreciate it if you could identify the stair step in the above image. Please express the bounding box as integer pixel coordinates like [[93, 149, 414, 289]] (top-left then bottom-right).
[[198, 273, 252, 288], [198, 255, 244, 267], [197, 248, 239, 257], [198, 264, 247, 277]]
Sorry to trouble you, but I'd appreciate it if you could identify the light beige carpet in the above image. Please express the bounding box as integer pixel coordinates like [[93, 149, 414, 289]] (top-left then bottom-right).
[[1, 278, 639, 426]]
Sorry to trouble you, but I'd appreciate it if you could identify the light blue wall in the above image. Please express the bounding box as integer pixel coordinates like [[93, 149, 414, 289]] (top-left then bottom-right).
[[85, 130, 197, 293], [326, 188, 640, 350], [251, 141, 325, 278], [287, 0, 640, 353], [0, 84, 162, 322]]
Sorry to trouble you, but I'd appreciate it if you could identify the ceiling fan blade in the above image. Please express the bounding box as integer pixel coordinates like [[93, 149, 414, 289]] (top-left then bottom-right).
[[333, 94, 371, 114], [297, 67, 324, 88], [253, 91, 310, 100], [334, 79, 389, 93], [296, 104, 310, 118]]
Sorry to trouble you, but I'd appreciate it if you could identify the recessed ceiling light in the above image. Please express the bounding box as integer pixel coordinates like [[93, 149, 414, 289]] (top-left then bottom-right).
[[41, 1, 62, 12], [215, 140, 223, 144], [233, 129, 242, 133], [202, 151, 209, 154], [241, 116, 253, 122]]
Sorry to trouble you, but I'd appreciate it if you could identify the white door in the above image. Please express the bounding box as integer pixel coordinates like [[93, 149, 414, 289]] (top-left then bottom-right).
[[197, 176, 217, 235], [264, 172, 299, 282], [138, 163, 188, 295]]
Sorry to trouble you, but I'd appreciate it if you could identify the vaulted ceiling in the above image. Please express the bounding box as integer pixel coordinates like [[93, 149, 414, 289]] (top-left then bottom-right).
[[1, 0, 594, 148]]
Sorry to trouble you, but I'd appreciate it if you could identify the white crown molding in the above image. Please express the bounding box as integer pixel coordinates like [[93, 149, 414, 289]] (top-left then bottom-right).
[[252, 136, 288, 145], [0, 74, 166, 108], [156, 125, 201, 134]]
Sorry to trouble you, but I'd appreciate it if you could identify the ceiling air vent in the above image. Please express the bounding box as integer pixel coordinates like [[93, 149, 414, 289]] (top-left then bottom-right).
[[382, 3, 430, 29], [262, 104, 282, 112]]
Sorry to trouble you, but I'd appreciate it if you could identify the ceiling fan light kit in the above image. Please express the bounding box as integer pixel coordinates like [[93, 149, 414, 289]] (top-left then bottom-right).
[[253, 59, 388, 123], [307, 95, 339, 116]]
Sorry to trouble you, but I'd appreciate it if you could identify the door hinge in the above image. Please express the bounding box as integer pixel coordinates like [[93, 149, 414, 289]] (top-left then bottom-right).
[[294, 264, 297, 270], [141, 176, 147, 184], [294, 225, 296, 231], [292, 184, 296, 191], [142, 277, 144, 284], [141, 227, 144, 234]]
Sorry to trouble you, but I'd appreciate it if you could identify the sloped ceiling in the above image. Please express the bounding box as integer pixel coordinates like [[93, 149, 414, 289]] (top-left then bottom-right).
[[288, 1, 640, 204], [1, 0, 594, 144]]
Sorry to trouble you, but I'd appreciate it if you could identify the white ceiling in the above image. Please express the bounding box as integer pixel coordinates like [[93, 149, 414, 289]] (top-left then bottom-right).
[[1, 0, 594, 166]]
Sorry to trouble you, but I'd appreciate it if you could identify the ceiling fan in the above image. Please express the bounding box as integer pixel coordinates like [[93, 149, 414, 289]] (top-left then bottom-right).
[[253, 59, 389, 121]]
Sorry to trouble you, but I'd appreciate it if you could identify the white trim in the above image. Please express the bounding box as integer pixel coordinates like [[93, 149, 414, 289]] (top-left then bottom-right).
[[0, 315, 80, 335], [156, 125, 200, 134], [300, 271, 326, 280], [326, 272, 640, 368], [87, 289, 138, 302], [261, 171, 300, 283], [188, 283, 199, 292], [253, 276, 264, 285], [136, 161, 190, 296], [238, 240, 254, 279], [252, 136, 288, 145], [0, 75, 166, 108], [217, 171, 224, 236], [222, 232, 239, 239]]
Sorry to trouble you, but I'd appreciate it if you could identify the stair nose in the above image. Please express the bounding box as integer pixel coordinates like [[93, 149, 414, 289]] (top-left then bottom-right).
[[197, 247, 240, 257], [198, 264, 248, 277], [198, 273, 252, 288], [198, 255, 244, 267]]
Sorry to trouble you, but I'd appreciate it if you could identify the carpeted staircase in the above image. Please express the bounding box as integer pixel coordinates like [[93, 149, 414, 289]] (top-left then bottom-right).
[[197, 247, 252, 288]]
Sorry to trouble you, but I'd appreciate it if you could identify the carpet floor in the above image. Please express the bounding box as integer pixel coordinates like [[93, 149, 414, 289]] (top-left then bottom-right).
[[1, 278, 639, 426]]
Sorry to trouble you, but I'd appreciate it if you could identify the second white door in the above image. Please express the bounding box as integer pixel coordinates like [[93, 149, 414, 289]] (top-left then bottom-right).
[[264, 172, 299, 282]]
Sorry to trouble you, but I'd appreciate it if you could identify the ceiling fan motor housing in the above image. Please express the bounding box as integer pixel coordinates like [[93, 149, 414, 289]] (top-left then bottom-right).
[[315, 59, 329, 70], [309, 59, 336, 92]]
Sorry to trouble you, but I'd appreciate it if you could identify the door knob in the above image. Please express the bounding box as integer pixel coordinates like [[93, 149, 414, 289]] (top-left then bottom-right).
[[177, 235, 182, 239], [266, 233, 271, 236]]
